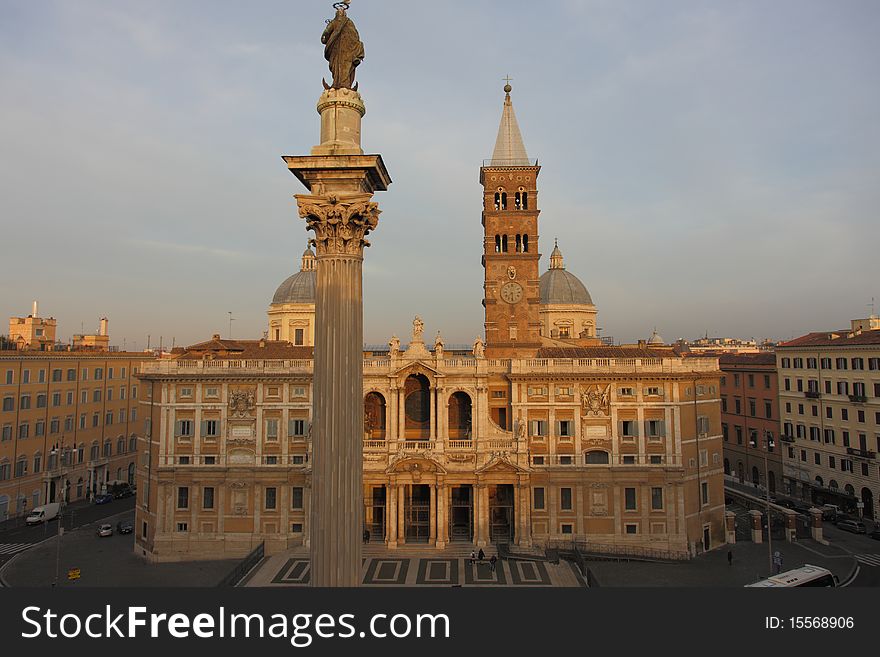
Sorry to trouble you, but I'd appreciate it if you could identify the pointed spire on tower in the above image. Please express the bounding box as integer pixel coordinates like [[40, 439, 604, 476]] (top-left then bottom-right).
[[491, 78, 530, 166], [549, 239, 564, 270]]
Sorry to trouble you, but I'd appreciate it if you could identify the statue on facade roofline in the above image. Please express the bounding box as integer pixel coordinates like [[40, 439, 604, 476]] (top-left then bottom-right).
[[321, 2, 364, 90], [412, 316, 424, 341], [473, 336, 485, 359]]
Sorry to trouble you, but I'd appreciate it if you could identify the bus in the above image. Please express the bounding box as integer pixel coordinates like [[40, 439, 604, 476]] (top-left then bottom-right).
[[745, 565, 838, 587]]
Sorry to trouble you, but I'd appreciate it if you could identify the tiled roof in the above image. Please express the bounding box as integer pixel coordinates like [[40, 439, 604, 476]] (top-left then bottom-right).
[[779, 329, 880, 348], [177, 338, 313, 360], [718, 353, 777, 366], [536, 346, 678, 359]]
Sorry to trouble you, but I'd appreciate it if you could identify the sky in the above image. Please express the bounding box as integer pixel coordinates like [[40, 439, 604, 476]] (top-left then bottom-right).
[[1, 0, 878, 349]]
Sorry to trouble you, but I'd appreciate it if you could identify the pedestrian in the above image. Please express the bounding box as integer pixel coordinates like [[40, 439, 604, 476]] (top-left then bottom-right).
[[489, 554, 497, 572], [470, 550, 476, 565], [478, 548, 485, 562], [727, 549, 733, 566]]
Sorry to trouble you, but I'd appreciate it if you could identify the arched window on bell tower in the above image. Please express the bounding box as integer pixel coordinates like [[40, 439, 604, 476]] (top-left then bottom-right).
[[522, 234, 529, 252], [501, 235, 508, 252], [495, 234, 501, 253], [515, 234, 522, 252]]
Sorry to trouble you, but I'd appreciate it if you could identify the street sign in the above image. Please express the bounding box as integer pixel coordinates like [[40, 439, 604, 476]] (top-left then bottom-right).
[[67, 568, 80, 581]]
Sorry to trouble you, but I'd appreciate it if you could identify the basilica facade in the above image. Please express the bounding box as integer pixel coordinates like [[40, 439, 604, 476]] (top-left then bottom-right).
[[134, 88, 725, 562]]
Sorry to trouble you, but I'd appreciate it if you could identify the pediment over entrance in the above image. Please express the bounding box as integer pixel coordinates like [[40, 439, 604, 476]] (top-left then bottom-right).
[[392, 360, 442, 380], [477, 455, 528, 474]]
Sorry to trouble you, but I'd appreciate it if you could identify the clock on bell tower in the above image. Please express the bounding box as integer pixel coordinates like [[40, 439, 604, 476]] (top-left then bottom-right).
[[480, 82, 542, 358]]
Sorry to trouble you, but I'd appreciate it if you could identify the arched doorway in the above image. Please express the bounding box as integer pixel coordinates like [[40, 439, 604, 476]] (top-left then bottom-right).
[[447, 391, 472, 439], [737, 461, 744, 484], [768, 470, 776, 494], [829, 480, 839, 490], [862, 487, 874, 519], [404, 374, 430, 440], [364, 392, 386, 440], [752, 466, 761, 487]]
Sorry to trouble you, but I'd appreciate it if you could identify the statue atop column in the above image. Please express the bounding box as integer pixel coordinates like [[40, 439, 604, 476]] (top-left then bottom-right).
[[473, 336, 485, 359], [321, 2, 364, 90], [434, 331, 444, 359]]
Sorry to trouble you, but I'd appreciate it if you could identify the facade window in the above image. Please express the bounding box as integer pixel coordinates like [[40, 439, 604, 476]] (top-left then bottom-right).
[[557, 420, 572, 437], [734, 398, 741, 414], [620, 420, 638, 437], [764, 374, 771, 389], [291, 487, 304, 510], [176, 523, 188, 533], [265, 487, 277, 510], [18, 423, 29, 439], [625, 524, 638, 535], [176, 419, 193, 437], [20, 395, 31, 410], [50, 418, 59, 434], [1, 397, 12, 412], [52, 369, 62, 382], [5, 371, 12, 384], [560, 487, 572, 510], [722, 423, 728, 441], [202, 419, 219, 438], [748, 398, 756, 416], [764, 400, 773, 419], [266, 418, 279, 440], [177, 487, 189, 509], [294, 328, 305, 346], [624, 487, 637, 511], [289, 419, 306, 437], [651, 487, 663, 510], [203, 456, 216, 465], [530, 420, 548, 437], [748, 374, 755, 387], [202, 486, 215, 510], [645, 419, 665, 438], [701, 482, 709, 506]]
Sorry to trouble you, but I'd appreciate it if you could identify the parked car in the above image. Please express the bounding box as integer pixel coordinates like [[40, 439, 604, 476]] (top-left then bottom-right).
[[836, 519, 867, 534], [96, 524, 113, 537], [869, 528, 880, 541], [94, 493, 114, 505], [820, 504, 840, 521], [116, 521, 133, 535], [113, 487, 134, 499]]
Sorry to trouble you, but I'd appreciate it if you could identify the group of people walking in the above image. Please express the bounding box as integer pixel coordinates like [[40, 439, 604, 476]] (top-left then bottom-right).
[[470, 548, 498, 572]]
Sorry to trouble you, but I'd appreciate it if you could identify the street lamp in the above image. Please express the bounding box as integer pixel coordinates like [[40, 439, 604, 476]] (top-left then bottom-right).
[[49, 435, 66, 587], [750, 430, 775, 574]]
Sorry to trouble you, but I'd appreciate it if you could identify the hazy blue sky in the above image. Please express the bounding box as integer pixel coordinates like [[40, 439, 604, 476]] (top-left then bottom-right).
[[1, 0, 878, 349]]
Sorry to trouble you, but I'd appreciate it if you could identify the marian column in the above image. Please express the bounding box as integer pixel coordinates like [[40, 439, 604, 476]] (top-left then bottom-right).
[[284, 2, 391, 587]]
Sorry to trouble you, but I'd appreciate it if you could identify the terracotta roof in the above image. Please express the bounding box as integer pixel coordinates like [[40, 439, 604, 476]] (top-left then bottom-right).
[[177, 338, 313, 360], [718, 353, 777, 366], [536, 346, 679, 359], [779, 329, 880, 349]]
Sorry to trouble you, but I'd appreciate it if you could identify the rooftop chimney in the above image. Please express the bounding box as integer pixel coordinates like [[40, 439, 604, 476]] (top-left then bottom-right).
[[99, 317, 109, 336]]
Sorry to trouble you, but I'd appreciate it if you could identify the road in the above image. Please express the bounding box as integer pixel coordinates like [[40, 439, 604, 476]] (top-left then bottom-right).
[[0, 496, 135, 569], [820, 521, 880, 586]]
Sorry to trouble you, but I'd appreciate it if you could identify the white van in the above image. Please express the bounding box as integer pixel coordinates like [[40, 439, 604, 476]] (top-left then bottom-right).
[[25, 502, 60, 525]]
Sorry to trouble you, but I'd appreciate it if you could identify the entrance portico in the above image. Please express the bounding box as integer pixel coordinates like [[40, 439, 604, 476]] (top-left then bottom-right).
[[371, 455, 529, 549]]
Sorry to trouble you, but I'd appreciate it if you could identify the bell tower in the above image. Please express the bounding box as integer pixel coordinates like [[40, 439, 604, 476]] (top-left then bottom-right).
[[480, 83, 542, 358]]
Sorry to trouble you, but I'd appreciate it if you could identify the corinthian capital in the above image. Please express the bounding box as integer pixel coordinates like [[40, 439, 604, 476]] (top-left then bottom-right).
[[295, 192, 381, 256]]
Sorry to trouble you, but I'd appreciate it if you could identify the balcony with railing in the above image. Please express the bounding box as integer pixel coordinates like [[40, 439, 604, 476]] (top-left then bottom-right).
[[530, 454, 682, 468], [804, 390, 821, 399], [779, 434, 796, 443], [848, 394, 868, 404], [846, 447, 876, 460]]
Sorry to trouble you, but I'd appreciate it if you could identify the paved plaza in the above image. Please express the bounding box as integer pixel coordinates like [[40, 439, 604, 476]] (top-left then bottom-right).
[[243, 545, 585, 588]]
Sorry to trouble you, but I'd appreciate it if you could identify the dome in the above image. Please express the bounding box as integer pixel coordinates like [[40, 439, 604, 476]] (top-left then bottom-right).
[[271, 244, 317, 305], [647, 329, 665, 345], [271, 270, 316, 305], [539, 241, 593, 305], [540, 269, 593, 305]]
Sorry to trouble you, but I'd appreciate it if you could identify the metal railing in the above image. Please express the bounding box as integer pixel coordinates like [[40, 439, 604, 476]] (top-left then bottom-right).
[[541, 537, 690, 562], [217, 541, 265, 587]]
